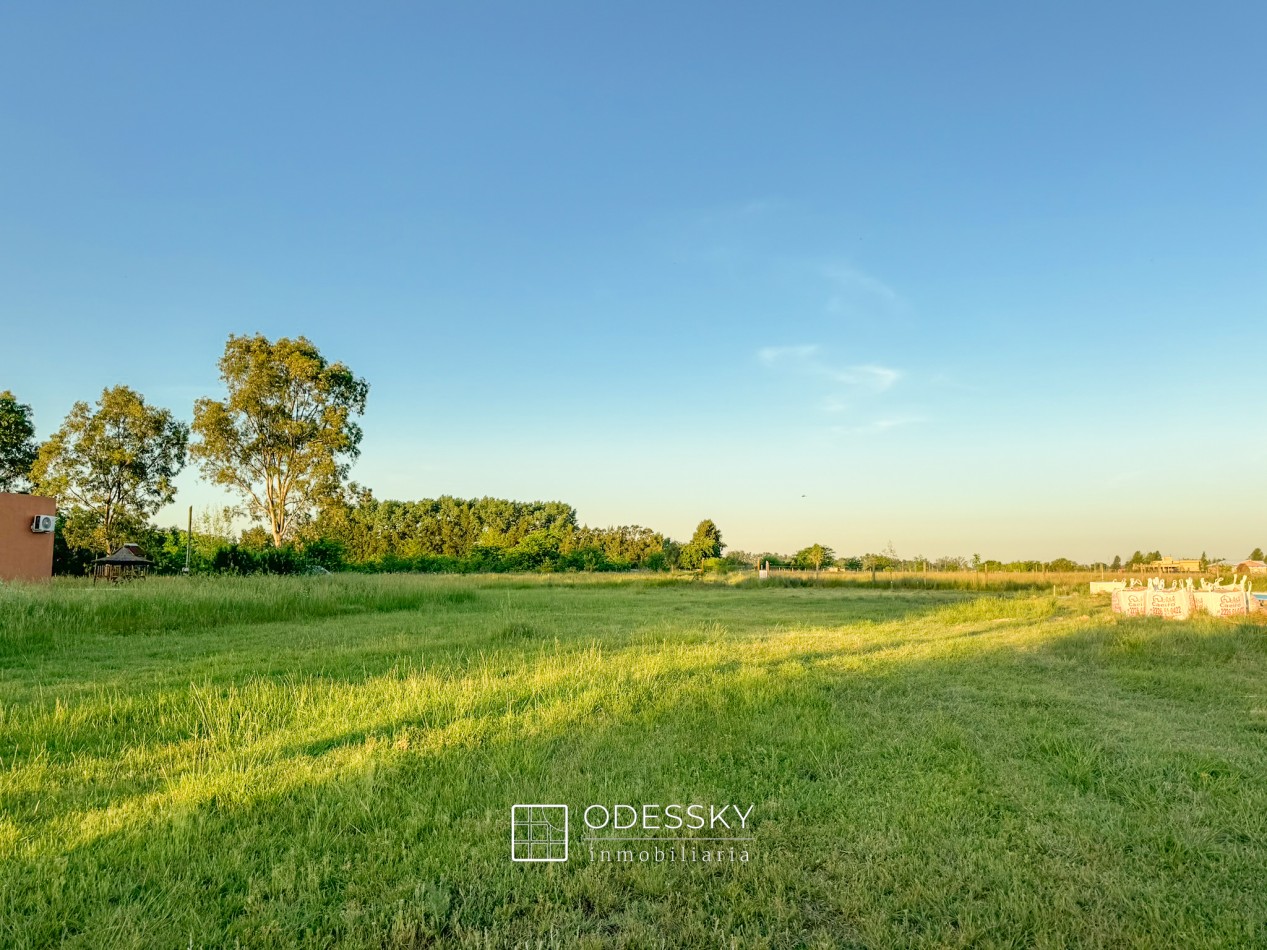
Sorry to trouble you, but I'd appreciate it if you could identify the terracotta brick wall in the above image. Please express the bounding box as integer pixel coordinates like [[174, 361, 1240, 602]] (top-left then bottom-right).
[[0, 493, 57, 582]]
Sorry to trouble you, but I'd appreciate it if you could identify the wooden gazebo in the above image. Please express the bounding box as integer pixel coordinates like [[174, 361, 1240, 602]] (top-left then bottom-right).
[[92, 543, 154, 583]]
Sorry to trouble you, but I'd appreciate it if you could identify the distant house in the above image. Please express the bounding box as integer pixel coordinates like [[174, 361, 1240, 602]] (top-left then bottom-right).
[[1235, 560, 1267, 575], [1146, 556, 1204, 573]]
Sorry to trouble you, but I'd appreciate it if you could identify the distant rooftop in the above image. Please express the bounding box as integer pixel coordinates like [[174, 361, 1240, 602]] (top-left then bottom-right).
[[93, 544, 154, 566]]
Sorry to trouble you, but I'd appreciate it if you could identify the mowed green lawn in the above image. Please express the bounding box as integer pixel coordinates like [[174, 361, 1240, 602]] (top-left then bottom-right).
[[2, 575, 1266, 948]]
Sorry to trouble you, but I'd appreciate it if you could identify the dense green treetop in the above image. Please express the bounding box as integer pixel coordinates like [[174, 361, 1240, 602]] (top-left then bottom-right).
[[793, 543, 835, 572], [0, 390, 38, 492], [31, 386, 188, 553], [312, 489, 676, 568], [679, 519, 723, 569]]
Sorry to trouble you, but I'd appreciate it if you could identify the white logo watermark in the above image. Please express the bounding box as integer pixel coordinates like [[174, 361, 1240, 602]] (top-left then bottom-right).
[[510, 804, 569, 862], [511, 802, 753, 864]]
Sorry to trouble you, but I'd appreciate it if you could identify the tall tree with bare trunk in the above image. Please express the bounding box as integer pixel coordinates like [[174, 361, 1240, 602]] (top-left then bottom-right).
[[192, 334, 369, 547]]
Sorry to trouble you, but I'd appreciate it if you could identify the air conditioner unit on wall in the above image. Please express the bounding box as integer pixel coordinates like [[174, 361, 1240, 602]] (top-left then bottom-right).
[[31, 515, 56, 533]]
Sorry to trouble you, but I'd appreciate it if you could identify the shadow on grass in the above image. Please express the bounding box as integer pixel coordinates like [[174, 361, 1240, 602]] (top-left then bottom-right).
[[5, 606, 1267, 947], [0, 583, 1001, 697]]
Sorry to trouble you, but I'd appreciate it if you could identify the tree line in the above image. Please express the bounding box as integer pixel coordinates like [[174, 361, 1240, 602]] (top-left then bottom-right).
[[0, 335, 723, 575], [731, 547, 1259, 575], [3, 337, 1260, 576]]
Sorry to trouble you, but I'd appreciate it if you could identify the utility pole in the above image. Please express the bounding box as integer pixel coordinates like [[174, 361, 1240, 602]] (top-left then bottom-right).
[[184, 505, 192, 574]]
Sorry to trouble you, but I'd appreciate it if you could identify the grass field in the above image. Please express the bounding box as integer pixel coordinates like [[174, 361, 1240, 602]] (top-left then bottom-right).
[[2, 575, 1266, 948]]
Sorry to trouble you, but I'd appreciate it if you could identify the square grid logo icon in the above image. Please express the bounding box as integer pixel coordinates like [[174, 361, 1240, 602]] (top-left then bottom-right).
[[511, 804, 569, 862]]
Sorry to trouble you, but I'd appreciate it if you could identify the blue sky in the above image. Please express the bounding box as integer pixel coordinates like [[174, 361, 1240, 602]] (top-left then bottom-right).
[[1, 2, 1263, 561]]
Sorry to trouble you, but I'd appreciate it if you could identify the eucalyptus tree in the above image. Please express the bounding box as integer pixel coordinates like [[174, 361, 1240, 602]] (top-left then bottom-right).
[[192, 335, 369, 547]]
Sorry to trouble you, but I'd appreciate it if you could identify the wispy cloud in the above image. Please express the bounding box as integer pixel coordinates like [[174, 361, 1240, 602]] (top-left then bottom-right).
[[831, 364, 901, 391], [821, 395, 850, 413], [758, 344, 902, 393], [758, 344, 820, 365], [829, 416, 926, 436], [823, 263, 900, 304], [759, 345, 922, 433], [927, 372, 983, 394], [819, 260, 905, 319]]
